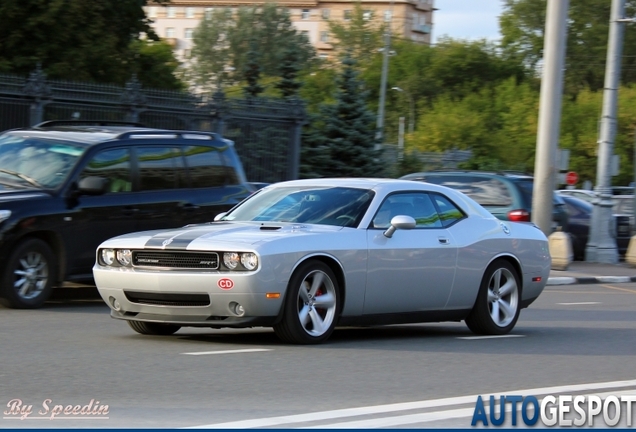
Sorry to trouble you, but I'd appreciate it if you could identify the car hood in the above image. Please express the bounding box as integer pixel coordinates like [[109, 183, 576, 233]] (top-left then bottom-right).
[[102, 221, 345, 250], [0, 188, 49, 203]]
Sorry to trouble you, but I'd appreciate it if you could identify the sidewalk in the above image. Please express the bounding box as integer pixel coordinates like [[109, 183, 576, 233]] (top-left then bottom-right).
[[548, 261, 636, 285]]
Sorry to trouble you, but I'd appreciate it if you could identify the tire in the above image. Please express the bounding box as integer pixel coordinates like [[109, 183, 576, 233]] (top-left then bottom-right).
[[0, 238, 56, 309], [127, 320, 181, 336], [274, 261, 340, 344], [465, 259, 521, 335]]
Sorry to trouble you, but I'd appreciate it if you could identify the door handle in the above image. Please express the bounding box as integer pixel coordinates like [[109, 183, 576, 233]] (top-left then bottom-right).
[[438, 237, 450, 245], [121, 207, 139, 217], [180, 203, 200, 211]]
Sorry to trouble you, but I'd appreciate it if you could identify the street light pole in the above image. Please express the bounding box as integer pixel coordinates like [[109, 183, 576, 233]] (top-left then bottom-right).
[[391, 86, 415, 134], [376, 0, 394, 146], [586, 0, 625, 263]]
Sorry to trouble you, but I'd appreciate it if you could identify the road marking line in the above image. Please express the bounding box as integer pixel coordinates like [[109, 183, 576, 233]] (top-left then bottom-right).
[[557, 302, 601, 305], [601, 284, 636, 294], [181, 348, 272, 356], [188, 379, 636, 429], [456, 335, 525, 340]]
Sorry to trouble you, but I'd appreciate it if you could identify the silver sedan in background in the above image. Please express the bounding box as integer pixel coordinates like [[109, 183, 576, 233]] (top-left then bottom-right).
[[93, 178, 551, 344]]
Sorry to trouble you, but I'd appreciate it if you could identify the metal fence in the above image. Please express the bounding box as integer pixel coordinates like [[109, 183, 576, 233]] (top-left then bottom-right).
[[0, 67, 306, 183]]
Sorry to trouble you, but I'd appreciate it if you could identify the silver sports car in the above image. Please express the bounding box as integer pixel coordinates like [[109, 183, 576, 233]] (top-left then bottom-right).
[[93, 178, 550, 344]]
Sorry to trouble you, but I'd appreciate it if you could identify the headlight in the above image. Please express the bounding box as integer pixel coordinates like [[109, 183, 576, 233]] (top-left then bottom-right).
[[101, 249, 115, 266], [0, 210, 10, 223], [116, 249, 132, 266], [223, 252, 240, 269], [240, 253, 258, 270]]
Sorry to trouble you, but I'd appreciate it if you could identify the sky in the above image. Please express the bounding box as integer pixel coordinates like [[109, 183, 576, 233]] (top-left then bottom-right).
[[432, 0, 504, 43]]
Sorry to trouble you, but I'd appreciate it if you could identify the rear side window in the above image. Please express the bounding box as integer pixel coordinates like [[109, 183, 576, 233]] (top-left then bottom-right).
[[426, 175, 513, 207], [431, 194, 465, 227], [136, 146, 187, 191], [79, 148, 132, 193], [183, 145, 229, 188]]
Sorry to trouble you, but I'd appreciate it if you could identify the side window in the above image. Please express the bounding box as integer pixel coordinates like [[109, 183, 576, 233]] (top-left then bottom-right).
[[79, 148, 132, 193], [183, 145, 227, 188], [431, 194, 465, 227], [372, 192, 442, 229], [136, 147, 186, 191]]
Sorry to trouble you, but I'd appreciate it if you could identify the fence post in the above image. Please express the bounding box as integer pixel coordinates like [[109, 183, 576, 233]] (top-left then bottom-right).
[[23, 65, 51, 126], [287, 97, 306, 180], [211, 89, 226, 135], [121, 75, 147, 123]]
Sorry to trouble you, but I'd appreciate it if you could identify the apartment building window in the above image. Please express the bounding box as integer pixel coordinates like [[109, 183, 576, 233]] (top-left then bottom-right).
[[205, 8, 214, 19], [167, 7, 176, 18], [319, 53, 329, 60], [344, 10, 352, 20], [301, 9, 310, 19], [363, 10, 372, 21], [184, 28, 193, 39], [166, 27, 175, 38], [322, 9, 330, 19], [185, 7, 195, 18], [320, 31, 329, 43], [147, 7, 157, 18], [384, 10, 392, 22]]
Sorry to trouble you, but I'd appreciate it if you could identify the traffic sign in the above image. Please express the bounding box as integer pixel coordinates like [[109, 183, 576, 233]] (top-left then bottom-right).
[[565, 171, 578, 185]]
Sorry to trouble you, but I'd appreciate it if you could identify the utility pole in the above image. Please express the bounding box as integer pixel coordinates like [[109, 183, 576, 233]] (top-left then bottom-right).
[[376, 2, 393, 147], [586, 0, 625, 263], [533, 0, 569, 236]]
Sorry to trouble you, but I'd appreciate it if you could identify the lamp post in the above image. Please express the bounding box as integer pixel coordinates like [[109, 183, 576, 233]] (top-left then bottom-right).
[[392, 86, 415, 134], [376, 0, 394, 147]]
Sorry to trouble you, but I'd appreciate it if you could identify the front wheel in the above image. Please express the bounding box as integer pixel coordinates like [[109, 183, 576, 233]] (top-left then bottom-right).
[[465, 259, 521, 335], [127, 321, 181, 335], [0, 238, 56, 309], [274, 261, 340, 344]]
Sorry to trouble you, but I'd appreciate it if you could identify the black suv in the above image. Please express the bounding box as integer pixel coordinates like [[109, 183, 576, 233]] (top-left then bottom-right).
[[400, 171, 569, 230], [0, 121, 252, 308]]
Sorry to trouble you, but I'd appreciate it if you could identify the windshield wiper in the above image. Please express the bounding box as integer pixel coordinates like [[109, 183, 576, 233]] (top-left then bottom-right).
[[0, 169, 43, 188]]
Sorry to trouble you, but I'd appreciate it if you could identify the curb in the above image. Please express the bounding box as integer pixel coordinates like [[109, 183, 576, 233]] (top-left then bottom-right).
[[547, 276, 636, 286]]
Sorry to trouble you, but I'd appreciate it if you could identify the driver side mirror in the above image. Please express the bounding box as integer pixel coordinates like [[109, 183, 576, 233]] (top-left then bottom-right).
[[77, 176, 108, 196]]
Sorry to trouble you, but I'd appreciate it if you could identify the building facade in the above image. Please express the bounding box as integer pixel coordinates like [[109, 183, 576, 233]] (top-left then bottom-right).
[[145, 0, 435, 61]]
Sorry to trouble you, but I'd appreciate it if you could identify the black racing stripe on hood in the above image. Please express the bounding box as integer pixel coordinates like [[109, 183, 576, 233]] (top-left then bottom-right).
[[144, 230, 211, 249]]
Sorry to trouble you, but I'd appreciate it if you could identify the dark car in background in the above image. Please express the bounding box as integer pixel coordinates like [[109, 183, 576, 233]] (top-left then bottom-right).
[[0, 121, 252, 309], [560, 195, 630, 260], [400, 171, 569, 231]]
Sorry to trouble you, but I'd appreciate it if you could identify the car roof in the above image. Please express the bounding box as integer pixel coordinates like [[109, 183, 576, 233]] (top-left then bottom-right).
[[400, 171, 534, 181]]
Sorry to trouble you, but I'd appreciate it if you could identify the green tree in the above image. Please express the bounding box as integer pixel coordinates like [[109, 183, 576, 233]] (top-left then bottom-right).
[[276, 47, 302, 98], [0, 0, 181, 88], [500, 0, 636, 95], [301, 56, 384, 178], [191, 4, 316, 89], [243, 39, 264, 98], [327, 2, 386, 65], [130, 39, 184, 91]]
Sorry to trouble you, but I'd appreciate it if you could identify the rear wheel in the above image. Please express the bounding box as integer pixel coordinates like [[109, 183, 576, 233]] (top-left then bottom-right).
[[274, 261, 339, 344], [127, 321, 181, 335], [465, 259, 521, 335], [0, 238, 56, 309]]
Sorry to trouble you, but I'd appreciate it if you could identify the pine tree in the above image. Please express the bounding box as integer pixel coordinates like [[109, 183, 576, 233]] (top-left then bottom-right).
[[276, 47, 302, 99], [242, 38, 264, 98], [301, 55, 384, 178]]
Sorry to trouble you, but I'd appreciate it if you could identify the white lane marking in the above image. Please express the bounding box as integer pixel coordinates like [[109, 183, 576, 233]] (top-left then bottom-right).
[[188, 379, 636, 429], [456, 335, 525, 340], [547, 277, 577, 285], [557, 302, 601, 305], [312, 388, 636, 429], [181, 348, 272, 356]]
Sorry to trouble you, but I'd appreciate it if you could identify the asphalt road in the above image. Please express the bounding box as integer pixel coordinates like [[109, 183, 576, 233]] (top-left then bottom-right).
[[1, 282, 636, 428]]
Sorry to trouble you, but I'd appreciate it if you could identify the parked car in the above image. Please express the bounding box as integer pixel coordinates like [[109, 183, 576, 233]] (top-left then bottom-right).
[[93, 178, 550, 344], [559, 195, 631, 259], [400, 171, 569, 231], [0, 120, 252, 309], [612, 195, 634, 232], [557, 189, 596, 203]]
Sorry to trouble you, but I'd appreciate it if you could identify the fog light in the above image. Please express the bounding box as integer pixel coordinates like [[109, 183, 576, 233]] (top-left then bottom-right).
[[229, 301, 245, 316], [109, 296, 121, 311]]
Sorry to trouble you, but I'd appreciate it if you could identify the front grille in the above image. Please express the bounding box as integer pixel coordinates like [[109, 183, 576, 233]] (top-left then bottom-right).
[[125, 291, 210, 307], [133, 251, 219, 269]]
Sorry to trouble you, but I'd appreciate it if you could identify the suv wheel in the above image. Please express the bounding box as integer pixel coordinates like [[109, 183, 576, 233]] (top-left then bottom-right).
[[0, 238, 56, 309]]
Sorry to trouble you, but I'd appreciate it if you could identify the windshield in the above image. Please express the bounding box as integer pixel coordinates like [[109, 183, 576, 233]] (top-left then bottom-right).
[[222, 186, 375, 228], [0, 135, 84, 188]]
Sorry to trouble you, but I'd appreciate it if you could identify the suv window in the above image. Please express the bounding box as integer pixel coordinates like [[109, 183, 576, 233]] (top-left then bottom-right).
[[425, 175, 513, 207], [80, 148, 132, 193], [137, 146, 187, 191], [184, 145, 229, 188]]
